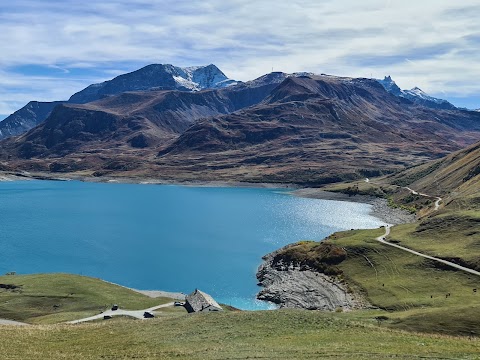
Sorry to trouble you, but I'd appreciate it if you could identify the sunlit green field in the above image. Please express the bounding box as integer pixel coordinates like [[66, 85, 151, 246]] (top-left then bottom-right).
[[0, 273, 179, 324], [0, 310, 479, 360]]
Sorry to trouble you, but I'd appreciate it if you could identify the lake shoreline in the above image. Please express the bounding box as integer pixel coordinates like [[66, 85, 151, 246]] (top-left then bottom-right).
[[291, 188, 416, 225], [1, 170, 414, 226], [0, 171, 298, 189], [255, 189, 416, 311], [1, 172, 409, 311]]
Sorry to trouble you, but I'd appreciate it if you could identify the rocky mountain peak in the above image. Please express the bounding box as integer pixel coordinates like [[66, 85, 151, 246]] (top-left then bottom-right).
[[68, 63, 237, 104], [377, 76, 456, 110], [377, 75, 403, 96]]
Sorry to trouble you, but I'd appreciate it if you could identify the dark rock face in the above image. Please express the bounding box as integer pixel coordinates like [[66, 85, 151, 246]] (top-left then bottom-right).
[[377, 75, 403, 96], [0, 101, 64, 140], [377, 76, 457, 110], [0, 64, 237, 140], [68, 64, 236, 104], [128, 133, 150, 148]]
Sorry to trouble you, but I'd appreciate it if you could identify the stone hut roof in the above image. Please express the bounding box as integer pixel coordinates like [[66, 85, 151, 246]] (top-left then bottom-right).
[[185, 289, 223, 313]]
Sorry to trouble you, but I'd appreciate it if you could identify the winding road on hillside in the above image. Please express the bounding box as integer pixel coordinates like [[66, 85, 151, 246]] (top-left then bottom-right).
[[376, 226, 480, 276], [403, 187, 442, 211], [365, 178, 443, 211], [369, 180, 480, 276], [67, 302, 175, 324]]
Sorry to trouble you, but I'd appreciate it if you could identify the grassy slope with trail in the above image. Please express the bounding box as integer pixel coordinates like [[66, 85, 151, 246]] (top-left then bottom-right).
[[2, 273, 478, 358], [0, 310, 479, 359], [298, 141, 480, 336], [0, 273, 178, 324]]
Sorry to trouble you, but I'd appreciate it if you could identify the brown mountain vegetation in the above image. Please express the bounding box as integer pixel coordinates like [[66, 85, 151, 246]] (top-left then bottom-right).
[[0, 74, 479, 184]]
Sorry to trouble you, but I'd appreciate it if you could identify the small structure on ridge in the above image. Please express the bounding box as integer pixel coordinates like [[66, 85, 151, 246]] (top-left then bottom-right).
[[185, 289, 223, 313]]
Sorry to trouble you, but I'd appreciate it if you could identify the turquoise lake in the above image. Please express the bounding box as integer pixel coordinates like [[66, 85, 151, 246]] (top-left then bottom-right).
[[0, 180, 386, 310]]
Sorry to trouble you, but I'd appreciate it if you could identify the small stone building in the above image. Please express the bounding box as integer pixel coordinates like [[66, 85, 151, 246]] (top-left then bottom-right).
[[185, 289, 223, 313]]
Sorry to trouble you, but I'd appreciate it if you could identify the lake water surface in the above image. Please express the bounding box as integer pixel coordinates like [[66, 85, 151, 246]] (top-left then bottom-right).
[[0, 180, 386, 309]]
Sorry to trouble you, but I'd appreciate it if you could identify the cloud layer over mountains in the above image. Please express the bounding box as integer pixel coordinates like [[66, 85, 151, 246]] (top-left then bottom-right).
[[1, 0, 480, 117]]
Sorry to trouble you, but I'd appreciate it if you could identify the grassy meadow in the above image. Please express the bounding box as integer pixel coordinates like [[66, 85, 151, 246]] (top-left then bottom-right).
[[0, 310, 479, 359], [281, 225, 480, 337], [0, 273, 179, 324]]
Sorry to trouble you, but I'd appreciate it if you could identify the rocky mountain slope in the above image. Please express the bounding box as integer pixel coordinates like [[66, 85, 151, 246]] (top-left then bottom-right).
[[0, 101, 64, 139], [387, 139, 480, 201], [0, 72, 290, 173], [377, 76, 456, 110], [0, 64, 237, 140], [1, 72, 479, 184], [155, 75, 480, 184]]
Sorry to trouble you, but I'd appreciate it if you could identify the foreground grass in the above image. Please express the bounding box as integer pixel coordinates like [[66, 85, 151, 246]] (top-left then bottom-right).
[[0, 274, 176, 324], [0, 310, 478, 359]]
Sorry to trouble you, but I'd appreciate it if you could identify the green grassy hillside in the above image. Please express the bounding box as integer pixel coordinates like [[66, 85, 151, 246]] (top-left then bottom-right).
[[276, 228, 480, 336], [287, 143, 480, 337], [0, 311, 479, 359], [388, 211, 480, 271], [0, 273, 178, 324]]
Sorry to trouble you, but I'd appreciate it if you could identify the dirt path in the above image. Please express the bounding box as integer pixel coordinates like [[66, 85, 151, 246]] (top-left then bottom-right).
[[0, 319, 28, 326], [370, 181, 480, 276], [67, 302, 175, 324], [376, 226, 480, 276], [403, 186, 442, 210], [365, 178, 442, 212]]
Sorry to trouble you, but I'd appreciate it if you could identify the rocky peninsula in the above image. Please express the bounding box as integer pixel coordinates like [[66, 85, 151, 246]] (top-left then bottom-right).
[[257, 190, 415, 310], [257, 244, 367, 310]]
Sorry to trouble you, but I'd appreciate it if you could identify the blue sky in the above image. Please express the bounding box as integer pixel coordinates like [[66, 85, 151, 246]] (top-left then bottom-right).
[[1, 0, 480, 119]]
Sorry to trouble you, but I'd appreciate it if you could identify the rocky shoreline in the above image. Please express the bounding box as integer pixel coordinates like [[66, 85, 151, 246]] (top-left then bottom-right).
[[256, 189, 416, 311], [256, 245, 368, 311], [291, 188, 416, 225]]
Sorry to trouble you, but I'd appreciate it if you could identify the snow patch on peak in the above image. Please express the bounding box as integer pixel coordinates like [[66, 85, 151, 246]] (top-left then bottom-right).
[[68, 63, 239, 103], [376, 76, 456, 110], [402, 87, 450, 105], [169, 64, 236, 90], [173, 75, 200, 91]]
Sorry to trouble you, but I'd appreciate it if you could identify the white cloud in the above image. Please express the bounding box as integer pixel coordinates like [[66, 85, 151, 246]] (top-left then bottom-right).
[[1, 0, 480, 117]]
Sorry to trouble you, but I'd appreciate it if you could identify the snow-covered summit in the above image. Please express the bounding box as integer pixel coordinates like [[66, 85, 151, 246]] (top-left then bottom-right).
[[163, 64, 238, 91], [68, 64, 238, 104], [377, 76, 456, 110]]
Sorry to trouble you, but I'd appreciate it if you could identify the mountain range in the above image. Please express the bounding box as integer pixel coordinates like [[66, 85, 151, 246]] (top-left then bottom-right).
[[0, 64, 237, 140], [0, 67, 464, 141], [0, 64, 479, 184], [377, 76, 456, 110]]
